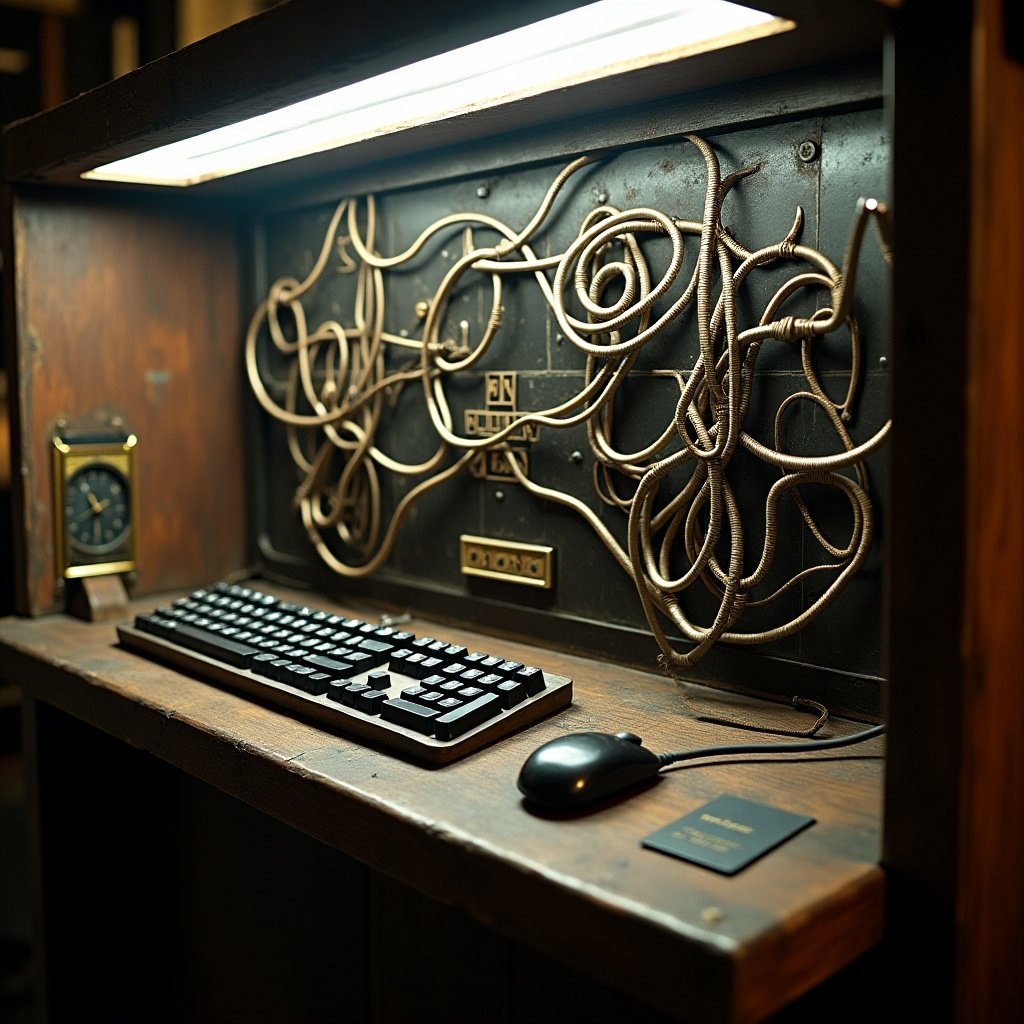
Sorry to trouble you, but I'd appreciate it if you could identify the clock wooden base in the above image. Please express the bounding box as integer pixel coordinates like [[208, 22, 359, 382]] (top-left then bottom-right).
[[67, 575, 130, 623]]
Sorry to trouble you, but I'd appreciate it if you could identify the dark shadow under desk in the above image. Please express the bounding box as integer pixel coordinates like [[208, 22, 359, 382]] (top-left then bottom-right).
[[0, 586, 885, 1024]]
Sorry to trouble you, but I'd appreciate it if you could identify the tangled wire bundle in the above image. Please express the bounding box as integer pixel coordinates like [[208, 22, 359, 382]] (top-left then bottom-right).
[[246, 133, 893, 672]]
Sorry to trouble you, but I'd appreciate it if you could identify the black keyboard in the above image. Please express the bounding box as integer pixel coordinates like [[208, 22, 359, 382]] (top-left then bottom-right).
[[116, 582, 573, 765]]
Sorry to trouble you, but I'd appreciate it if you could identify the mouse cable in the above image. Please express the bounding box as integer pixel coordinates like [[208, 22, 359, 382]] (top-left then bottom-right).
[[656, 724, 886, 768]]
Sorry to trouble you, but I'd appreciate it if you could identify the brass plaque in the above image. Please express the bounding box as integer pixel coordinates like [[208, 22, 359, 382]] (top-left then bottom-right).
[[460, 535, 553, 589]]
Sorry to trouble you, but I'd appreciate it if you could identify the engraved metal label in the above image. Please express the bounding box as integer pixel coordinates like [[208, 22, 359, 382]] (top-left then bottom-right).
[[463, 371, 540, 443], [460, 535, 554, 589]]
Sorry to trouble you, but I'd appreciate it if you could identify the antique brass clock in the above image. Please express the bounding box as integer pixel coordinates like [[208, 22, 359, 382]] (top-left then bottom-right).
[[52, 433, 138, 580]]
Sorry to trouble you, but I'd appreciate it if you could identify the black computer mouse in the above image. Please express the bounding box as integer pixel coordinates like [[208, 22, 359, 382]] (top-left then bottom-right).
[[517, 731, 664, 811]]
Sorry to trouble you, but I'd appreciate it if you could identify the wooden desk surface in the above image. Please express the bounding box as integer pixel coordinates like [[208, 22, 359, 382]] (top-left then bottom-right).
[[0, 585, 885, 1024]]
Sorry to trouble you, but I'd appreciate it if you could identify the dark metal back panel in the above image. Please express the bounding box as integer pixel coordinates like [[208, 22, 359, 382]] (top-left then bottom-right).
[[245, 64, 890, 718]]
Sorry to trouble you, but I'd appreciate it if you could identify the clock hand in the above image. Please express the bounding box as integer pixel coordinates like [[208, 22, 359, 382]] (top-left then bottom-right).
[[87, 491, 103, 514]]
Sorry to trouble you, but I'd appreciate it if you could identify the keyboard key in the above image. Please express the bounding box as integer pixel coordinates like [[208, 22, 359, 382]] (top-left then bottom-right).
[[381, 698, 439, 734], [306, 672, 332, 695], [404, 652, 429, 679], [134, 613, 174, 638], [415, 656, 441, 677], [495, 680, 528, 708], [345, 651, 377, 672], [280, 664, 317, 689], [302, 653, 356, 677], [251, 652, 282, 676], [389, 648, 413, 671], [365, 627, 400, 641], [354, 689, 388, 714], [326, 680, 350, 704], [357, 639, 394, 665], [515, 665, 546, 695], [265, 658, 295, 681], [340, 683, 371, 707], [434, 692, 502, 740], [425, 639, 449, 658]]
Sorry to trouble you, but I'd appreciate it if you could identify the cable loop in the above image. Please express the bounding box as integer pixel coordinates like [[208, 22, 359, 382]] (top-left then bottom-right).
[[245, 138, 893, 676]]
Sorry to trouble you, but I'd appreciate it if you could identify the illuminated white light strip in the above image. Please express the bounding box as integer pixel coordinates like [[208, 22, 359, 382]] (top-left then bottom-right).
[[84, 1, 793, 187]]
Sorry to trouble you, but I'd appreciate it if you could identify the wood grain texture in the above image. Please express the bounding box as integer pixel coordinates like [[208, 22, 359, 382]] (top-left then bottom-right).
[[0, 583, 885, 1024], [961, 0, 1024, 1020], [10, 190, 247, 615]]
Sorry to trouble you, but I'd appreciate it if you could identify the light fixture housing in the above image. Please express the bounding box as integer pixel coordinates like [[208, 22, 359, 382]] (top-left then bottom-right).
[[83, 1, 794, 188]]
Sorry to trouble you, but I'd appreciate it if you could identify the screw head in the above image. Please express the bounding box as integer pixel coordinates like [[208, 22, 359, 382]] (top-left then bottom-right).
[[798, 140, 820, 163], [476, 184, 490, 199]]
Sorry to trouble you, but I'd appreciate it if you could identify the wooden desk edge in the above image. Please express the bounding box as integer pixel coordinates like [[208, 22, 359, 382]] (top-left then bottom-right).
[[0, 610, 885, 1024]]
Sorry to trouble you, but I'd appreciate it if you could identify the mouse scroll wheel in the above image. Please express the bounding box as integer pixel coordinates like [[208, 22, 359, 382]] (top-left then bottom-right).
[[614, 731, 644, 745]]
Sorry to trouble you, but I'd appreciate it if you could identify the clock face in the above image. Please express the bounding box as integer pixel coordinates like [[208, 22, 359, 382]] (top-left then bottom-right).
[[64, 462, 132, 555], [52, 435, 138, 579]]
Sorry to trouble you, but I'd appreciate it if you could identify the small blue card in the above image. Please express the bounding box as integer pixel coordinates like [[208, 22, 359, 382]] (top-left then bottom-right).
[[641, 794, 815, 875]]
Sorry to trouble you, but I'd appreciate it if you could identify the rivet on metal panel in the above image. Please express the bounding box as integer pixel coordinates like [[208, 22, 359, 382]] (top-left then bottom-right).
[[798, 140, 819, 163]]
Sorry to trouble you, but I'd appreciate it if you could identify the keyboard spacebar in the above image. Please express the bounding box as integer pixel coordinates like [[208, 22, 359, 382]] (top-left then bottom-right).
[[143, 618, 260, 668]]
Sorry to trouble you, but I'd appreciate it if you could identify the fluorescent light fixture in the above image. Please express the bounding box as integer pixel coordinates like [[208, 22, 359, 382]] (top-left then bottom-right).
[[84, 1, 794, 187]]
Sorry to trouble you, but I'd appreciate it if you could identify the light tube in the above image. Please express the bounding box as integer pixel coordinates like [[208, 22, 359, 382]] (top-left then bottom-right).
[[84, 1, 793, 187]]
